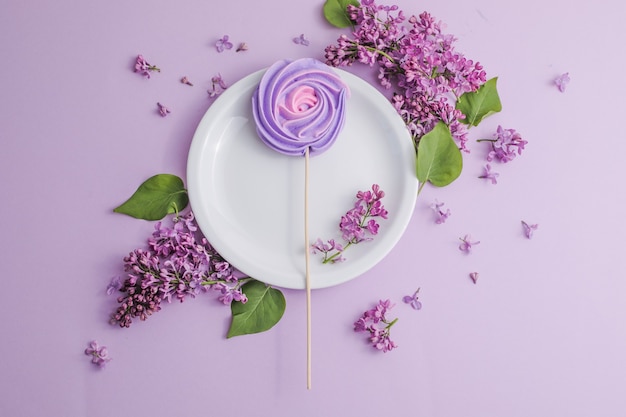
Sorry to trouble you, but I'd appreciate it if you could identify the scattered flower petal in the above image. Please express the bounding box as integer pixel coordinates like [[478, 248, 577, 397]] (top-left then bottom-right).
[[402, 288, 422, 310], [215, 35, 233, 52], [180, 76, 193, 86], [134, 54, 160, 78], [521, 220, 538, 239], [469, 272, 479, 284], [207, 73, 228, 98], [430, 199, 451, 224], [84, 340, 111, 368], [157, 102, 171, 117], [554, 72, 570, 92], [459, 234, 480, 254], [236, 42, 248, 52], [354, 300, 398, 353], [106, 276, 123, 295], [293, 33, 310, 46], [479, 163, 499, 184]]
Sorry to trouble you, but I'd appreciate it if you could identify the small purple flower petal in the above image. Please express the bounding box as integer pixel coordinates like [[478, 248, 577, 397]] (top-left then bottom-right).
[[479, 163, 499, 184], [459, 234, 480, 254], [208, 74, 227, 98], [469, 272, 479, 284], [554, 72, 570, 92], [430, 199, 451, 224], [521, 220, 538, 239], [402, 288, 422, 310], [106, 276, 123, 295], [215, 35, 233, 52], [84, 340, 111, 368], [157, 102, 171, 117], [293, 33, 310, 46]]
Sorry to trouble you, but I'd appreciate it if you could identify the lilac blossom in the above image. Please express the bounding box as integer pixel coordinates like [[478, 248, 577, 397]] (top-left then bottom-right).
[[459, 234, 480, 254], [324, 1, 487, 151], [157, 102, 171, 117], [84, 340, 111, 368], [293, 33, 310, 46], [236, 42, 248, 52], [215, 35, 233, 52], [106, 276, 123, 295], [312, 184, 388, 264], [402, 288, 422, 310], [208, 74, 227, 98], [479, 126, 527, 163], [479, 163, 499, 184], [134, 54, 160, 78], [521, 220, 538, 239], [181, 76, 193, 86], [110, 212, 249, 328], [469, 272, 479, 284], [354, 299, 398, 353], [430, 200, 451, 224], [554, 72, 570, 92]]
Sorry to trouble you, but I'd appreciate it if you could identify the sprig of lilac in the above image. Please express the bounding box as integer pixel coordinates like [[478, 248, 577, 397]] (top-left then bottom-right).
[[324, 0, 487, 151], [478, 126, 527, 163], [312, 184, 388, 264], [134, 54, 160, 78], [354, 299, 398, 353], [109, 212, 248, 328]]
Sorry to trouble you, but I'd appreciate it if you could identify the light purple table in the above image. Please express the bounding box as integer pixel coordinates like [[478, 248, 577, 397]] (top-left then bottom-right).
[[2, 0, 625, 416]]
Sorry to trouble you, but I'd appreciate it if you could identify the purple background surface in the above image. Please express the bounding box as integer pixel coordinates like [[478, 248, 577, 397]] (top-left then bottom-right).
[[2, 0, 626, 416]]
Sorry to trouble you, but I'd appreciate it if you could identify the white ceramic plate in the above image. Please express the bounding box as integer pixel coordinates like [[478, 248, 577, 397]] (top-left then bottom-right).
[[187, 68, 417, 290]]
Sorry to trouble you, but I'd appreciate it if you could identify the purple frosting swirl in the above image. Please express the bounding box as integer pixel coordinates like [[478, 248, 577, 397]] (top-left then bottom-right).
[[252, 58, 350, 156]]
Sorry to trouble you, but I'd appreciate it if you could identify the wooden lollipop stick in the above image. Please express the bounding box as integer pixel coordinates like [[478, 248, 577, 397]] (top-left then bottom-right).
[[304, 146, 312, 390]]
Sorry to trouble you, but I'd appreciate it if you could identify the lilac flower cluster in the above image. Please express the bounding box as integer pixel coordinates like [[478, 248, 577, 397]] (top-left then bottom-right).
[[134, 54, 160, 78], [324, 0, 487, 151], [110, 212, 248, 328], [312, 184, 388, 264], [84, 340, 111, 368], [354, 299, 398, 353]]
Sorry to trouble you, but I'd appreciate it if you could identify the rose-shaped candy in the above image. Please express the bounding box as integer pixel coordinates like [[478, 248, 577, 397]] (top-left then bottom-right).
[[252, 58, 350, 156]]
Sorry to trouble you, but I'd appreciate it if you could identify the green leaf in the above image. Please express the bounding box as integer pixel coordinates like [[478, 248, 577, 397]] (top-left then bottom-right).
[[227, 280, 286, 338], [416, 122, 463, 192], [323, 0, 360, 28], [113, 174, 189, 220], [456, 77, 502, 126]]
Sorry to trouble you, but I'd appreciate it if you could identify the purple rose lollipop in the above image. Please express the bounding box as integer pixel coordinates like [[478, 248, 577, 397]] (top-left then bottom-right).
[[252, 58, 349, 156], [252, 58, 350, 390]]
